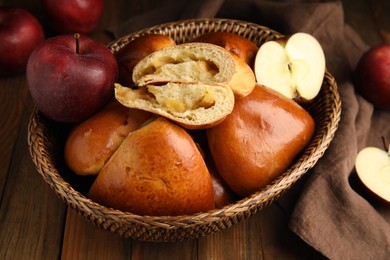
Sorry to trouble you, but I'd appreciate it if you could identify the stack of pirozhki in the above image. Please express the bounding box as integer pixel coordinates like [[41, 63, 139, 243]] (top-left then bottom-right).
[[64, 32, 317, 216]]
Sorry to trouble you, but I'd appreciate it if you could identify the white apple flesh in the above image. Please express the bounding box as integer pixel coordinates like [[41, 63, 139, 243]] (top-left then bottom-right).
[[355, 146, 390, 203], [254, 32, 325, 101]]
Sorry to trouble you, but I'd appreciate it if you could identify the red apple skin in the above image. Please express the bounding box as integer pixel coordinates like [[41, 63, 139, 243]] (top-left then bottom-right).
[[0, 7, 45, 77], [43, 0, 104, 34], [354, 44, 390, 110], [27, 34, 118, 123]]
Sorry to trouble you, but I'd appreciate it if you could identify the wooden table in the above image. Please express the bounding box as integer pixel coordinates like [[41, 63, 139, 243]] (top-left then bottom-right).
[[0, 0, 388, 259]]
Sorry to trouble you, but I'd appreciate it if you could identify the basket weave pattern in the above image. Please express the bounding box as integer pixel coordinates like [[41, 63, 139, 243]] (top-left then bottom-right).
[[28, 18, 341, 242]]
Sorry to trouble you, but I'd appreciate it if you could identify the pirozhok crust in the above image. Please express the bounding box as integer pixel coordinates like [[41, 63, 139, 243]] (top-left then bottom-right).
[[115, 42, 238, 129]]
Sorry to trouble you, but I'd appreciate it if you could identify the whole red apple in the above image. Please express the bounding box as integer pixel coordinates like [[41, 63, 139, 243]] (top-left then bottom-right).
[[0, 7, 45, 77], [27, 34, 118, 123], [354, 44, 390, 110], [43, 0, 104, 34]]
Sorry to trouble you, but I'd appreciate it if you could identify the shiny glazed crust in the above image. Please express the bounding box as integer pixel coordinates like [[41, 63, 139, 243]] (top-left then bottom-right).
[[207, 84, 315, 196], [192, 31, 259, 68], [64, 99, 152, 176], [88, 117, 215, 216]]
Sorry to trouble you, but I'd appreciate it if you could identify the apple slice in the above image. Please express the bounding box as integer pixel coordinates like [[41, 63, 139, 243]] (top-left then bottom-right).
[[355, 145, 390, 203], [254, 32, 326, 101]]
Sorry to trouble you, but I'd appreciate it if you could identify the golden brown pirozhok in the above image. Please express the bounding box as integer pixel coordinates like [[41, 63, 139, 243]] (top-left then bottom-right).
[[207, 84, 315, 196]]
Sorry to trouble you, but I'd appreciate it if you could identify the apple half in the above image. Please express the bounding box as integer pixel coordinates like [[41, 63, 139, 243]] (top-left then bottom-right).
[[355, 146, 390, 203], [254, 32, 326, 101]]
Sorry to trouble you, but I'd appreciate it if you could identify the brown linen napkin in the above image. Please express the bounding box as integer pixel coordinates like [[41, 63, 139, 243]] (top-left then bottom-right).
[[108, 1, 390, 258]]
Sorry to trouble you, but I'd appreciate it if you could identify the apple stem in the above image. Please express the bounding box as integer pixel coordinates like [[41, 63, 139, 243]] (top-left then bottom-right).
[[74, 33, 80, 55], [382, 136, 388, 152]]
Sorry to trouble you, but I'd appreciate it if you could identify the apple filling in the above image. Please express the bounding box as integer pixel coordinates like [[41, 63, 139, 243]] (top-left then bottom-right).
[[147, 84, 216, 113], [115, 83, 217, 116], [138, 55, 219, 85]]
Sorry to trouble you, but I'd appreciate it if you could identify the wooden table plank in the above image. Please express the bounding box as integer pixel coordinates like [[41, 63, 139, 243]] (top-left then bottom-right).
[[0, 0, 47, 203], [61, 208, 132, 260], [0, 76, 28, 198], [0, 95, 66, 260], [198, 213, 264, 260], [131, 239, 196, 260]]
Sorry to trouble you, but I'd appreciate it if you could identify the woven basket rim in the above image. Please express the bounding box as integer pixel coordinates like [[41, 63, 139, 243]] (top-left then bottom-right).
[[27, 18, 342, 239], [108, 18, 283, 48]]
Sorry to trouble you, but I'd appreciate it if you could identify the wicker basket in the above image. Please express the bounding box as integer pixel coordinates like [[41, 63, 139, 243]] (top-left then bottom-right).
[[28, 18, 341, 242]]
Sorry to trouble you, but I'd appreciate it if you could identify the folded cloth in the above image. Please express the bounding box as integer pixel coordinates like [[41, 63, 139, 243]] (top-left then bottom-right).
[[108, 1, 390, 258]]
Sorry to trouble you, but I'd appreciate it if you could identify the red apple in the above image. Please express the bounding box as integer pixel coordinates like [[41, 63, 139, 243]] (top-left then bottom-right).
[[354, 44, 390, 110], [0, 7, 45, 77], [43, 0, 104, 34], [27, 33, 118, 123]]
